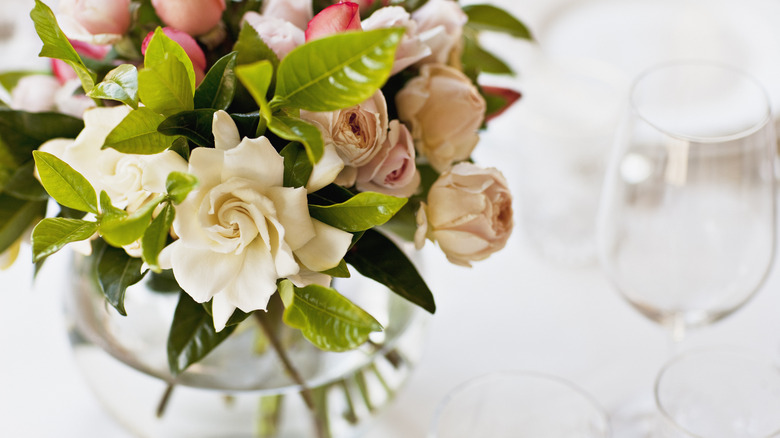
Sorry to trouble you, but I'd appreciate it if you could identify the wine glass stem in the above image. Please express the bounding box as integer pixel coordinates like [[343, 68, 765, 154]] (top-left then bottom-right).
[[668, 315, 687, 357]]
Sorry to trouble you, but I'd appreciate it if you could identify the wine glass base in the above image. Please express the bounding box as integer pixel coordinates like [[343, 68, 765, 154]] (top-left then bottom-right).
[[609, 393, 657, 438]]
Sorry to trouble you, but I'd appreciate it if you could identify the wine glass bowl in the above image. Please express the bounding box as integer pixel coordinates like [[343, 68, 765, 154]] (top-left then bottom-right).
[[598, 61, 776, 337]]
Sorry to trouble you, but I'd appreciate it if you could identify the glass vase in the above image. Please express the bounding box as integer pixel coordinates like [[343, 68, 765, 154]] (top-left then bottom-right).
[[63, 251, 427, 438]]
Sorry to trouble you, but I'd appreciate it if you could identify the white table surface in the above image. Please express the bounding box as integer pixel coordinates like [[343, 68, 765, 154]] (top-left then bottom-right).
[[4, 0, 780, 437]]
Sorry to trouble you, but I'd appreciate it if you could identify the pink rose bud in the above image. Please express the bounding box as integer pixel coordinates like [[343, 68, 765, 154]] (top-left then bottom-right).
[[305, 2, 362, 42], [151, 0, 226, 36], [142, 28, 208, 80], [58, 0, 132, 36], [52, 40, 111, 85], [356, 120, 420, 198], [481, 86, 522, 122]]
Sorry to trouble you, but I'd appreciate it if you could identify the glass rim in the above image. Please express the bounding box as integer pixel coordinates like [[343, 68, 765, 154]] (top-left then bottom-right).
[[428, 370, 611, 438], [654, 346, 780, 438], [629, 60, 773, 144]]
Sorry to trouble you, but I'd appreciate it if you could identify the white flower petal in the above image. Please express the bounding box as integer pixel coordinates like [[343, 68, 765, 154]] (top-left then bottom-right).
[[223, 137, 283, 188], [188, 146, 225, 191], [223, 241, 280, 312], [213, 110, 241, 151], [211, 293, 237, 332], [141, 150, 189, 194], [171, 244, 243, 303], [294, 220, 352, 272], [306, 144, 344, 192], [265, 186, 315, 250]]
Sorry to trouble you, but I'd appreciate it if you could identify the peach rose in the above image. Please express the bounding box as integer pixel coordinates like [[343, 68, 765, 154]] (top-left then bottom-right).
[[415, 163, 513, 267], [356, 120, 420, 197], [412, 0, 467, 65], [262, 0, 313, 30], [396, 63, 485, 173], [362, 6, 430, 75], [58, 0, 131, 44], [151, 0, 226, 36]]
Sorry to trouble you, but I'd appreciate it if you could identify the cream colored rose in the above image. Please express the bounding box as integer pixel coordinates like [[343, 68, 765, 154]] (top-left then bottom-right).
[[415, 163, 513, 267], [396, 64, 486, 173], [242, 12, 304, 60], [362, 7, 431, 75], [301, 91, 389, 186], [356, 120, 420, 197], [261, 0, 313, 30], [163, 111, 353, 331], [412, 0, 467, 65]]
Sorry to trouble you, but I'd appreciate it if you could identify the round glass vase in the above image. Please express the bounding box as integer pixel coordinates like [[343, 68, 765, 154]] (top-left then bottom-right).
[[63, 251, 427, 438]]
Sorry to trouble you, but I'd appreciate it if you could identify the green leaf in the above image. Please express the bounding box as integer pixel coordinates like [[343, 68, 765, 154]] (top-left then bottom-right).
[[158, 109, 216, 147], [234, 24, 279, 69], [230, 112, 261, 139], [168, 291, 237, 375], [463, 4, 534, 39], [235, 60, 274, 121], [30, 0, 96, 92], [100, 194, 164, 247], [33, 151, 97, 214], [103, 107, 173, 154], [321, 259, 350, 278], [280, 280, 382, 352], [144, 27, 197, 92], [87, 64, 139, 109], [273, 28, 403, 112], [268, 116, 323, 163], [31, 218, 98, 263], [166, 171, 198, 204], [142, 202, 175, 272], [138, 56, 194, 117], [3, 161, 48, 201], [462, 37, 513, 76], [309, 192, 407, 232], [0, 194, 46, 253], [96, 242, 147, 316], [195, 52, 238, 110], [0, 109, 83, 164], [280, 142, 313, 188], [345, 229, 435, 313]]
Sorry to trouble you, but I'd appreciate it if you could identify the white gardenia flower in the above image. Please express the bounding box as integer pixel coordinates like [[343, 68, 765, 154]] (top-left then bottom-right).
[[163, 111, 353, 331]]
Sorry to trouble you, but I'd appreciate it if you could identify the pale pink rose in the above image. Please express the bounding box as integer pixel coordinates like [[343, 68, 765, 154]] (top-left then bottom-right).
[[10, 75, 61, 112], [412, 0, 467, 65], [142, 28, 207, 83], [396, 64, 486, 173], [262, 0, 312, 30], [300, 91, 389, 186], [243, 12, 304, 60], [305, 1, 361, 41], [151, 0, 226, 36], [362, 6, 430, 75], [58, 0, 131, 44], [335, 0, 378, 14], [415, 163, 513, 267], [356, 120, 420, 197]]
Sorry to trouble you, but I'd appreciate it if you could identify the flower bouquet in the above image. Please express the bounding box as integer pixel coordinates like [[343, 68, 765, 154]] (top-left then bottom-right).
[[1, 0, 528, 435]]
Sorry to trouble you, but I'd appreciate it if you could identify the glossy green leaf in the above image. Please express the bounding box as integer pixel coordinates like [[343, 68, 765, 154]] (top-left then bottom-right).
[[31, 218, 98, 263], [462, 36, 513, 76], [279, 280, 382, 352], [33, 151, 98, 214], [272, 28, 403, 112], [0, 109, 83, 164], [87, 64, 139, 109], [3, 161, 49, 201], [309, 192, 407, 232], [280, 142, 313, 188], [138, 56, 194, 117], [195, 51, 238, 110], [144, 27, 196, 92], [142, 202, 175, 272], [345, 229, 435, 313], [103, 107, 173, 154], [166, 171, 198, 204], [168, 291, 237, 375], [158, 109, 216, 147], [235, 60, 274, 121], [321, 259, 350, 278], [96, 242, 147, 316], [230, 112, 262, 139], [0, 194, 46, 253], [100, 194, 164, 247], [31, 0, 96, 92], [268, 116, 323, 163], [462, 4, 533, 39]]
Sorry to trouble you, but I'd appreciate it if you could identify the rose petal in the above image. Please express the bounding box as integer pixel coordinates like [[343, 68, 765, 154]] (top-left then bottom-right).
[[305, 2, 361, 42]]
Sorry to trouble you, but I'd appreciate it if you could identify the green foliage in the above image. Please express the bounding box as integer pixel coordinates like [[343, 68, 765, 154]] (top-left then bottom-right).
[[234, 24, 279, 70], [462, 36, 513, 76], [309, 192, 407, 233], [321, 259, 350, 278], [272, 28, 403, 112], [144, 27, 197, 92], [165, 172, 198, 204], [103, 107, 173, 154], [168, 292, 238, 375], [267, 116, 323, 164], [279, 280, 382, 352], [87, 64, 139, 109], [142, 202, 175, 272], [95, 241, 148, 316], [31, 218, 98, 263], [0, 194, 46, 253], [30, 0, 96, 92], [280, 142, 313, 188], [194, 52, 238, 111], [345, 229, 435, 313], [0, 110, 84, 164], [235, 60, 274, 121], [99, 192, 163, 247], [158, 109, 216, 147], [32, 151, 98, 214], [462, 4, 534, 39], [3, 161, 48, 201], [138, 56, 194, 117]]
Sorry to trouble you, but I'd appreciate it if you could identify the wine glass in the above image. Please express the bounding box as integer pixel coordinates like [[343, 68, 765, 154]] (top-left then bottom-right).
[[597, 61, 776, 432]]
